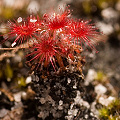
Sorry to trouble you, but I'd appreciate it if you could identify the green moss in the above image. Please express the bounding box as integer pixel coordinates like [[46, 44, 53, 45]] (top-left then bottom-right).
[[82, 1, 91, 15], [95, 71, 107, 83], [99, 99, 120, 120], [17, 76, 26, 87], [1, 7, 14, 19], [99, 107, 109, 119], [4, 63, 13, 81], [96, 0, 118, 9]]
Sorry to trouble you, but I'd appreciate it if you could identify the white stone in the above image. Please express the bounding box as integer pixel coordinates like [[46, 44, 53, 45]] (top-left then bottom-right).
[[59, 100, 63, 105], [68, 109, 78, 116], [66, 108, 78, 120], [95, 84, 107, 95], [67, 78, 71, 84], [99, 96, 115, 106], [101, 7, 119, 20], [106, 96, 115, 105], [82, 101, 90, 108], [96, 22, 114, 35], [26, 76, 32, 84], [85, 69, 97, 85], [73, 109, 78, 116], [27, 1, 40, 14], [13, 92, 22, 102], [73, 82, 77, 89], [0, 108, 8, 118], [3, 0, 15, 7], [74, 91, 90, 108], [85, 114, 88, 119], [91, 101, 99, 116], [70, 103, 74, 109], [21, 91, 27, 100]]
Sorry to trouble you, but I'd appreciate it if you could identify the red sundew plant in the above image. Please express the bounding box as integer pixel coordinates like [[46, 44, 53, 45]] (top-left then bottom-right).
[[66, 19, 100, 52], [43, 8, 70, 31], [42, 7, 71, 39], [26, 36, 66, 70], [1, 6, 101, 71], [5, 16, 42, 46]]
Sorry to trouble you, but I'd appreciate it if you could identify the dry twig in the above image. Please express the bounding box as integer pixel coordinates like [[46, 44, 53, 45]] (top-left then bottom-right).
[[0, 42, 32, 61]]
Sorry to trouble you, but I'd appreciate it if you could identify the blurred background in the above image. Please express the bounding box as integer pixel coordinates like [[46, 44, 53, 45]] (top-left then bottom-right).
[[0, 0, 120, 98]]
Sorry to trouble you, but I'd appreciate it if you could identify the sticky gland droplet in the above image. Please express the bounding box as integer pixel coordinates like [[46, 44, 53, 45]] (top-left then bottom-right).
[[11, 42, 16, 47]]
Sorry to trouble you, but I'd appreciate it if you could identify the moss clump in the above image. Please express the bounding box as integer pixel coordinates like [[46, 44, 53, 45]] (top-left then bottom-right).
[[99, 99, 120, 120], [4, 63, 13, 81], [17, 76, 26, 87]]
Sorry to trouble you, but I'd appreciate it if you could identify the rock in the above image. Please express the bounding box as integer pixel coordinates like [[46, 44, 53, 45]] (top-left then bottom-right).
[[101, 7, 119, 22], [96, 22, 114, 35], [27, 0, 40, 14], [99, 96, 115, 106], [95, 84, 107, 95], [26, 76, 32, 84], [13, 92, 22, 102], [0, 108, 8, 118], [85, 69, 97, 85]]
